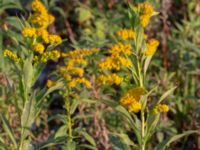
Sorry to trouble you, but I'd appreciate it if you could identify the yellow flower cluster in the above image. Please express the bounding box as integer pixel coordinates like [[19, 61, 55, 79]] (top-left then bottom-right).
[[60, 48, 99, 89], [109, 42, 132, 56], [138, 2, 155, 27], [36, 29, 49, 43], [120, 87, 145, 113], [98, 42, 132, 85], [62, 48, 99, 58], [21, 0, 62, 64], [22, 28, 62, 45], [22, 0, 62, 43], [22, 27, 36, 38], [153, 104, 169, 114], [47, 79, 54, 88], [31, 0, 55, 28], [49, 35, 62, 45], [97, 74, 123, 85], [34, 50, 61, 63], [99, 56, 132, 71], [3, 49, 21, 63], [32, 43, 45, 54], [68, 78, 91, 89], [117, 29, 135, 40], [99, 43, 132, 71], [145, 39, 159, 56]]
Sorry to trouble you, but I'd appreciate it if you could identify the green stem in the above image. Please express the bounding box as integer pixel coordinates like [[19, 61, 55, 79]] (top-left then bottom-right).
[[136, 56, 143, 87], [18, 142, 23, 150], [141, 110, 145, 150], [65, 91, 73, 144]]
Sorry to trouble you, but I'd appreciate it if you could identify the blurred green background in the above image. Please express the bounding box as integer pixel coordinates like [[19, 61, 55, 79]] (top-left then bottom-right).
[[0, 0, 199, 149]]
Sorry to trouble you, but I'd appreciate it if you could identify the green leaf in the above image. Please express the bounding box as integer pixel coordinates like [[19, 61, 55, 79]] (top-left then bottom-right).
[[110, 135, 132, 150], [35, 81, 64, 115], [22, 58, 33, 101], [22, 140, 34, 150], [101, 98, 141, 145], [76, 7, 93, 23], [111, 132, 139, 149], [0, 30, 5, 72], [5, 17, 22, 30], [144, 56, 152, 77], [23, 58, 33, 89], [80, 130, 97, 147], [156, 130, 199, 150], [156, 132, 164, 143], [0, 115, 17, 148], [146, 114, 160, 141], [78, 144, 97, 150], [0, 1, 23, 14], [21, 92, 36, 139], [36, 81, 63, 103], [158, 86, 177, 104], [65, 141, 76, 150], [35, 136, 66, 150], [54, 125, 67, 139], [70, 99, 80, 114]]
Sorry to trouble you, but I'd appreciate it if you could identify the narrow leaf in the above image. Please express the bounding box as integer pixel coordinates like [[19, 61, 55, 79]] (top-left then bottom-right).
[[156, 130, 198, 150], [80, 131, 96, 147], [158, 86, 177, 104], [0, 115, 17, 148]]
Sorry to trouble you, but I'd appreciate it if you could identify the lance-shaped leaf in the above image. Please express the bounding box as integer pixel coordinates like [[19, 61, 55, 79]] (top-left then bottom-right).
[[144, 56, 152, 77], [21, 92, 36, 140], [101, 98, 141, 145], [0, 115, 17, 148], [80, 130, 97, 147], [155, 130, 198, 150], [158, 86, 177, 104], [22, 58, 33, 101]]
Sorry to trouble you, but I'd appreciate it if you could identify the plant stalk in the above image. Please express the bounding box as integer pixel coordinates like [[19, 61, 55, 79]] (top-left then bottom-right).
[[141, 110, 145, 150], [65, 92, 73, 144]]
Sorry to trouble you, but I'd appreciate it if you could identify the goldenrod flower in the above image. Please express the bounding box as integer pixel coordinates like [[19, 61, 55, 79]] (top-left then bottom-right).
[[22, 27, 36, 38], [69, 78, 91, 89], [138, 2, 155, 27], [51, 50, 61, 59], [60, 48, 97, 89], [36, 29, 49, 43], [48, 14, 55, 24], [98, 43, 132, 71], [64, 48, 99, 58], [47, 79, 53, 88], [31, 14, 49, 28], [98, 56, 132, 71], [49, 34, 62, 45], [145, 39, 159, 56], [32, 43, 45, 54], [153, 104, 169, 114], [70, 67, 84, 77], [117, 29, 135, 40], [31, 0, 47, 13], [109, 43, 132, 56], [4, 49, 21, 63], [140, 15, 150, 28], [97, 74, 123, 85], [68, 58, 87, 66], [128, 102, 142, 113], [31, 0, 54, 28], [120, 87, 145, 113], [41, 50, 61, 63], [138, 2, 154, 16]]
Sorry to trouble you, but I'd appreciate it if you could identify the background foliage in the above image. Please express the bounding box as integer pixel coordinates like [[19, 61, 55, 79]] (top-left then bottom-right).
[[0, 0, 199, 149]]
